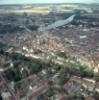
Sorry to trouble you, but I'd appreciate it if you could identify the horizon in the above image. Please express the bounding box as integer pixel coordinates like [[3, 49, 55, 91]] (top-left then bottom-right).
[[0, 0, 99, 5], [0, 2, 99, 6]]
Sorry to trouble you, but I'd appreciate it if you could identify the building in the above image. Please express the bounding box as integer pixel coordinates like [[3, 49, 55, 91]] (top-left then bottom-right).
[[63, 76, 95, 96], [15, 75, 48, 100]]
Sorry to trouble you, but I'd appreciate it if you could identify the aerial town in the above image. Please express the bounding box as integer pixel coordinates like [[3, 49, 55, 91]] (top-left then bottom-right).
[[0, 3, 99, 100]]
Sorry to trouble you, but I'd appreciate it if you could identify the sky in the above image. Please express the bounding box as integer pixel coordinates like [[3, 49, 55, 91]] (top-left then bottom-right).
[[0, 0, 99, 4]]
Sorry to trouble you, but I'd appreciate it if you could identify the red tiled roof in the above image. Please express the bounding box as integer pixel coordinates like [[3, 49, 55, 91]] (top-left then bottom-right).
[[29, 84, 48, 100], [59, 95, 68, 100], [63, 83, 68, 91], [8, 96, 15, 100], [63, 76, 82, 91], [85, 96, 93, 100], [63, 76, 95, 92], [96, 82, 99, 92], [0, 80, 5, 87]]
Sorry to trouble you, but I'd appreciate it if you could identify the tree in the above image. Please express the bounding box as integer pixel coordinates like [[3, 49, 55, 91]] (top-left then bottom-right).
[[21, 69, 28, 78], [29, 63, 42, 74]]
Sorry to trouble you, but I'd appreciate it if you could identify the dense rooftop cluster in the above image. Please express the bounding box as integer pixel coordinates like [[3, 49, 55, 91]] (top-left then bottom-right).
[[0, 3, 99, 100]]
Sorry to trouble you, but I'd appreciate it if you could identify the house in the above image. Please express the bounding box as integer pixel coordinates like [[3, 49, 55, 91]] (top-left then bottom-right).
[[96, 82, 99, 93], [0, 80, 5, 87], [82, 78, 95, 91], [0, 80, 6, 92], [59, 95, 68, 100], [29, 84, 48, 100], [15, 75, 48, 100], [84, 96, 94, 100], [63, 76, 82, 95], [63, 76, 95, 96]]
